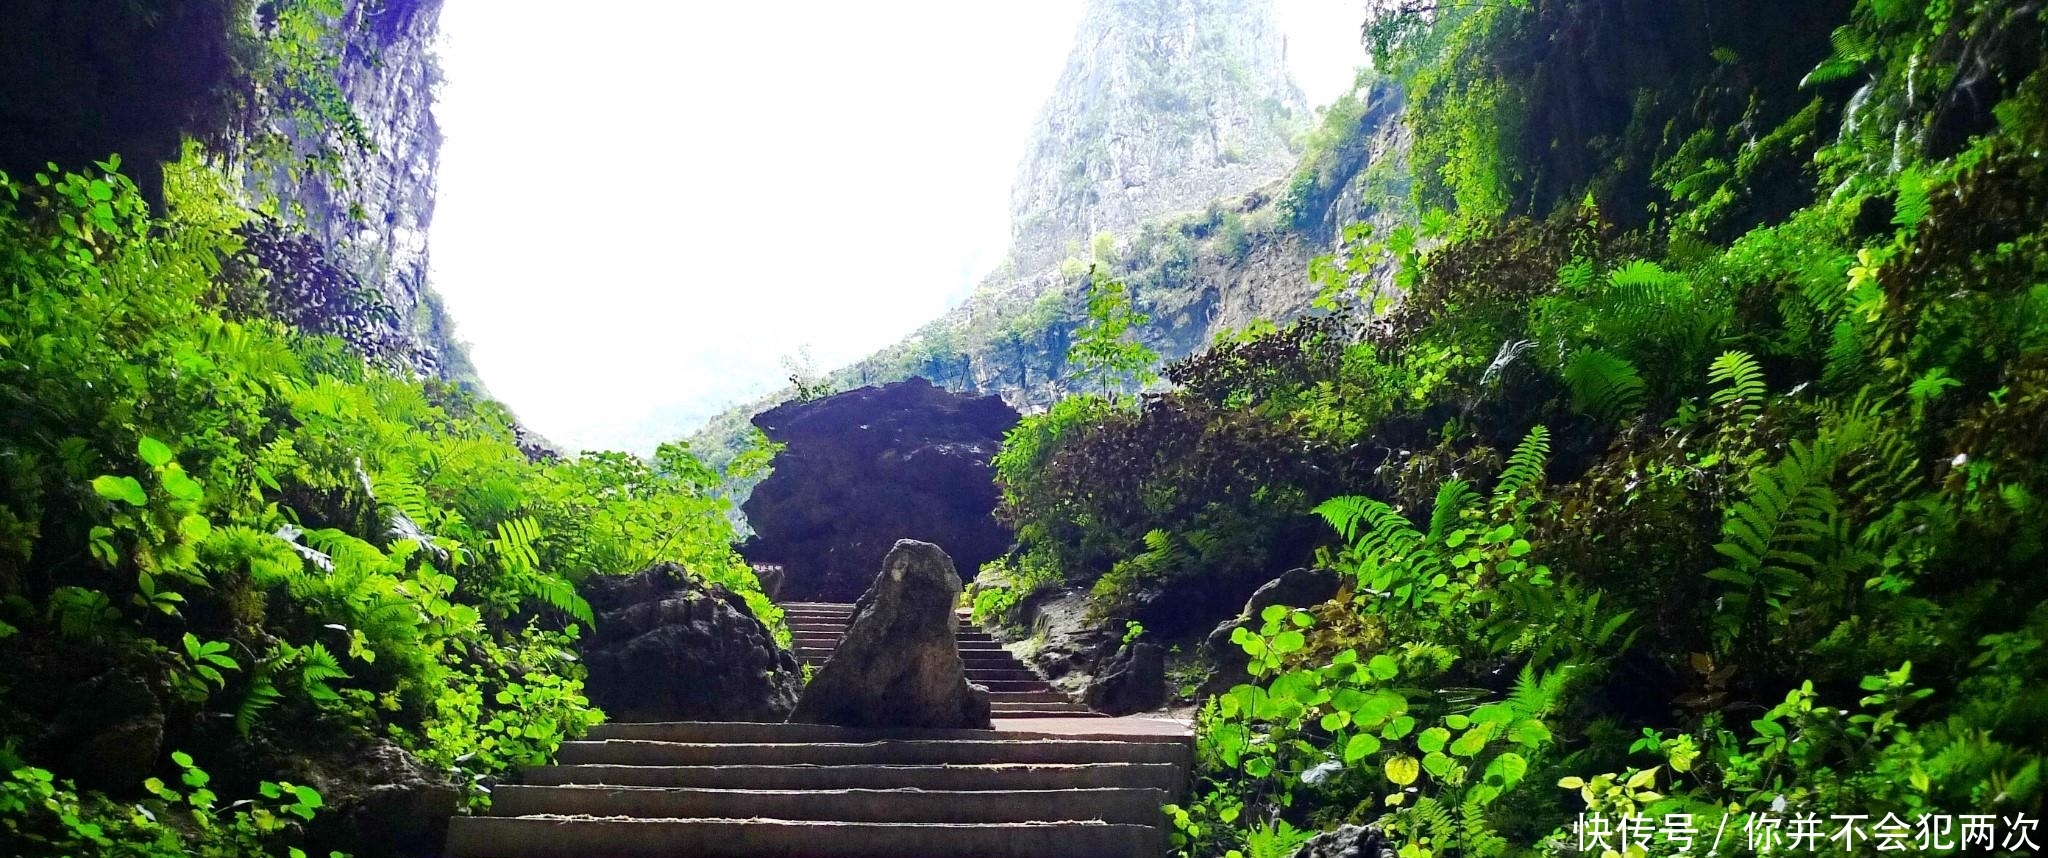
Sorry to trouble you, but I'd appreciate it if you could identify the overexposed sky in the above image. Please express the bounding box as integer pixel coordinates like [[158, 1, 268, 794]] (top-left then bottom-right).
[[430, 1, 1368, 454]]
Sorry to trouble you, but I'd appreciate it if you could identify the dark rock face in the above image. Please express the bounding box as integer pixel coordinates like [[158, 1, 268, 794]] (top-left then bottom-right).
[[1200, 567, 1342, 697], [742, 378, 1019, 602], [1005, 588, 1115, 694], [789, 541, 993, 729], [295, 736, 462, 858], [48, 669, 164, 792], [579, 563, 803, 722], [1084, 640, 1167, 716], [1292, 825, 1398, 858]]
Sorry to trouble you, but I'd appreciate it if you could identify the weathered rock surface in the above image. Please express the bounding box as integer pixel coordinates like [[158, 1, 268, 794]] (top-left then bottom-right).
[[1084, 640, 1168, 716], [1008, 0, 1306, 273], [741, 378, 1019, 602], [1001, 587, 1115, 697], [295, 736, 462, 858], [252, 0, 474, 382], [48, 668, 164, 792], [1291, 825, 1398, 858], [579, 563, 803, 722], [1201, 567, 1342, 696], [788, 540, 993, 729]]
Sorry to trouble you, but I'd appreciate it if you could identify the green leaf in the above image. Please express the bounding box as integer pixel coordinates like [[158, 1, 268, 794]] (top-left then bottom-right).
[[1486, 752, 1528, 788], [1272, 630, 1305, 654], [1385, 755, 1420, 786], [1367, 654, 1399, 681], [1416, 727, 1450, 753], [1345, 733, 1383, 763], [92, 475, 148, 506], [178, 514, 212, 541], [161, 468, 204, 502], [137, 437, 174, 468], [1422, 751, 1454, 779], [291, 785, 323, 808]]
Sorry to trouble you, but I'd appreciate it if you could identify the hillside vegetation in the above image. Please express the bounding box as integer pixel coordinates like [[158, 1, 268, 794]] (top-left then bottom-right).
[[0, 6, 774, 856], [979, 0, 2048, 855]]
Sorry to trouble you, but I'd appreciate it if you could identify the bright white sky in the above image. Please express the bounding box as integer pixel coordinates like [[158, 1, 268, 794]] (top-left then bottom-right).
[[431, 0, 1369, 454]]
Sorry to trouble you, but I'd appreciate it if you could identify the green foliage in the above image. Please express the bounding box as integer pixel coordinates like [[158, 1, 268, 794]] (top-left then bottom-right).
[[1069, 272, 1160, 397], [2, 753, 341, 858], [0, 145, 764, 842], [998, 4, 2048, 853]]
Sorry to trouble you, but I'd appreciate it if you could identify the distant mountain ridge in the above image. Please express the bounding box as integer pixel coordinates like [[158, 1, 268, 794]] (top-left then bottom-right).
[[691, 0, 1408, 467]]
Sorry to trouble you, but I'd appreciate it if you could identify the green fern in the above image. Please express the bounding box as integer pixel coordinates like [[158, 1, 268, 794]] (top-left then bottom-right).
[[1563, 349, 1647, 425], [1893, 165, 1931, 230], [1492, 426, 1551, 511], [1707, 350, 1767, 423], [1705, 434, 1846, 649], [1428, 478, 1480, 543], [236, 670, 281, 736]]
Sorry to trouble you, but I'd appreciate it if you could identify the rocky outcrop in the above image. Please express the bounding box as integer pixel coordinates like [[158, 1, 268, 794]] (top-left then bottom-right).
[[294, 736, 462, 858], [48, 668, 165, 792], [1083, 640, 1167, 715], [250, 0, 471, 382], [1291, 825, 1398, 858], [741, 378, 1019, 602], [1008, 0, 1306, 273], [1201, 566, 1341, 696], [578, 563, 803, 722], [788, 541, 993, 729]]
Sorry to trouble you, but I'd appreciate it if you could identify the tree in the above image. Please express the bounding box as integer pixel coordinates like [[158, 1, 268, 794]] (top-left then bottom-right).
[[1068, 270, 1159, 398]]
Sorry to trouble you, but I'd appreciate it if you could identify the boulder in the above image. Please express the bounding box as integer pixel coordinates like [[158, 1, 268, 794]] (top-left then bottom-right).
[[788, 540, 993, 729], [1200, 567, 1342, 696], [296, 736, 463, 858], [1291, 825, 1398, 858], [48, 668, 164, 792], [741, 378, 1019, 602], [579, 563, 803, 722], [1083, 640, 1167, 715]]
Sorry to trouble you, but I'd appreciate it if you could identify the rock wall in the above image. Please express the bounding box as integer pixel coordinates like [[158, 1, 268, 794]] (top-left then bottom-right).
[[1008, 0, 1307, 273], [740, 379, 1019, 602], [253, 0, 474, 383]]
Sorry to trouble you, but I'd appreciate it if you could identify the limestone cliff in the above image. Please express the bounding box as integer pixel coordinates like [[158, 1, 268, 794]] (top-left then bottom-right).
[[252, 0, 474, 383], [1008, 0, 1308, 273]]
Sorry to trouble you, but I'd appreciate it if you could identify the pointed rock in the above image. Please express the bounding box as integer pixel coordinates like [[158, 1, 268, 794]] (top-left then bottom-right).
[[789, 540, 993, 729]]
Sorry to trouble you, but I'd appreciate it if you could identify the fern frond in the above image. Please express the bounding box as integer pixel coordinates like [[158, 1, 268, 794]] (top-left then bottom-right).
[[1563, 349, 1647, 424], [1314, 495, 1378, 543], [1492, 426, 1551, 510], [1707, 350, 1767, 422], [1427, 479, 1480, 543], [517, 574, 595, 627]]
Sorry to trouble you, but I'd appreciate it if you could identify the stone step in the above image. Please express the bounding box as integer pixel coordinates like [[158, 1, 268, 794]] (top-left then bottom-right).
[[965, 669, 1044, 682], [992, 700, 1094, 713], [989, 690, 1072, 703], [996, 709, 1112, 718], [444, 816, 1162, 858], [583, 722, 1186, 745], [557, 738, 1185, 767], [521, 762, 1185, 792], [489, 784, 1167, 825]]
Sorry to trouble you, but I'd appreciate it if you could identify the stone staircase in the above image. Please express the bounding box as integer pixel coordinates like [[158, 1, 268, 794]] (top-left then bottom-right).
[[784, 600, 1103, 719], [443, 719, 1189, 858]]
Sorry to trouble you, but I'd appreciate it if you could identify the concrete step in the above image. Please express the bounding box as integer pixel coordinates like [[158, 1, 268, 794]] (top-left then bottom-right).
[[993, 700, 1094, 713], [581, 722, 1174, 745], [966, 669, 1044, 682], [989, 690, 1072, 703], [444, 816, 1161, 858], [557, 738, 1185, 767], [996, 709, 1112, 718], [521, 762, 1186, 792], [489, 784, 1167, 825]]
